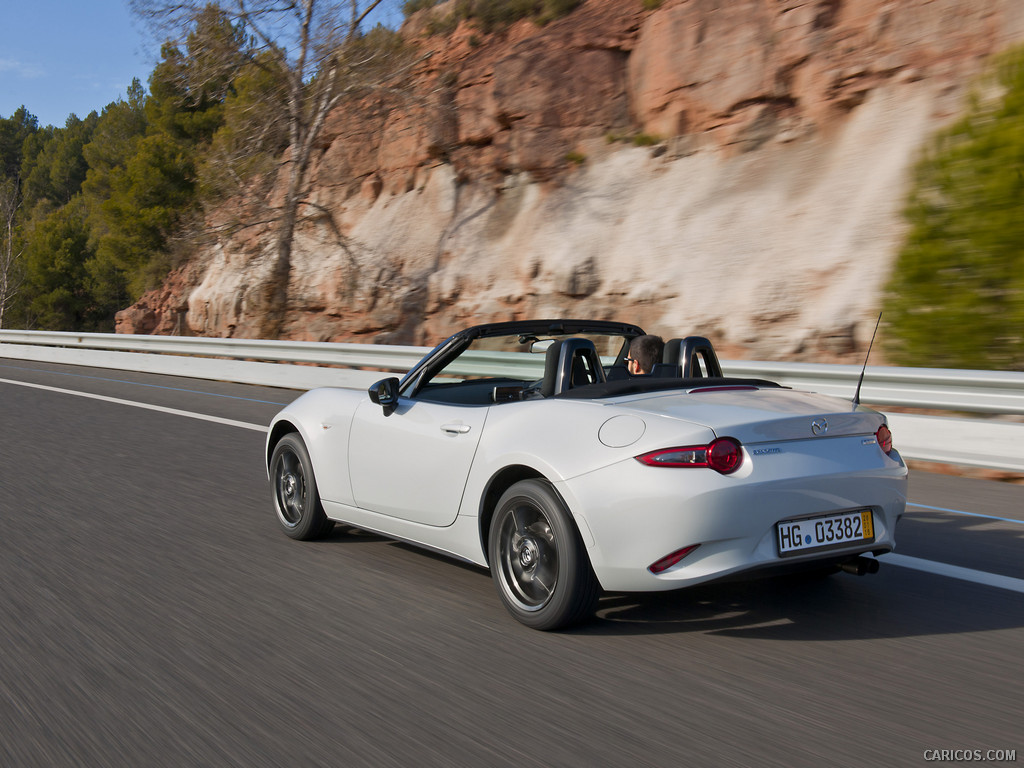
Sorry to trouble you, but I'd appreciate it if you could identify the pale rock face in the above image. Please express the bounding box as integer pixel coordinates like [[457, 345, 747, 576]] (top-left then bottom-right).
[[333, 80, 935, 358], [117, 0, 1024, 361]]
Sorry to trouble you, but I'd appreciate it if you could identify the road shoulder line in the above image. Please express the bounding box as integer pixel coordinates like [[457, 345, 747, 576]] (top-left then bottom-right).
[[0, 376, 267, 433], [881, 553, 1024, 594]]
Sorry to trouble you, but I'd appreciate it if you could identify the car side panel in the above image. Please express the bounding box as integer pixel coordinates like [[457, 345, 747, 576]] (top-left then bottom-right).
[[320, 499, 490, 567], [454, 398, 715, 555], [459, 398, 715, 507], [348, 396, 488, 526]]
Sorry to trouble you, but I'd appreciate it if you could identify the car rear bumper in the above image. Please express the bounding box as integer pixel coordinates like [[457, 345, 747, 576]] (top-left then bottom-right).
[[559, 441, 908, 592]]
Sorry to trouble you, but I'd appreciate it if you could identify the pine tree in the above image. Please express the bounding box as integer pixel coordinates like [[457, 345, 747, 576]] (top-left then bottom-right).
[[885, 47, 1024, 371]]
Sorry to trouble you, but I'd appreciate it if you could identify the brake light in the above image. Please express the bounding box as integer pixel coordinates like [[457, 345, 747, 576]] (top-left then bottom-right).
[[635, 437, 743, 474], [876, 424, 893, 455], [688, 385, 758, 393]]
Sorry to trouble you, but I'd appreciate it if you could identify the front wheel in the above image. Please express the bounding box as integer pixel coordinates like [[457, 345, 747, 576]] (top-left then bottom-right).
[[488, 479, 599, 630], [270, 433, 333, 540]]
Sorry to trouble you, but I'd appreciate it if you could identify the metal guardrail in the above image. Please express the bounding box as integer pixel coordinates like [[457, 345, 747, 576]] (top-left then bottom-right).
[[723, 361, 1024, 415], [0, 329, 426, 370], [2, 329, 1023, 471]]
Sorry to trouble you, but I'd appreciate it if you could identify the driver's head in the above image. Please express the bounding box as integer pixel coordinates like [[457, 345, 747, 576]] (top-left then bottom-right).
[[627, 335, 664, 375]]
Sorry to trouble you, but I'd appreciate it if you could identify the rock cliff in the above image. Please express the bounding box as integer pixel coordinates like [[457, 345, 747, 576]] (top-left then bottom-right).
[[117, 0, 1024, 361]]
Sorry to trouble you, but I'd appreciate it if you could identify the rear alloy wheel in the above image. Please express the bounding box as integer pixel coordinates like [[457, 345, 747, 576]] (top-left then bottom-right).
[[270, 433, 333, 540], [488, 479, 599, 630]]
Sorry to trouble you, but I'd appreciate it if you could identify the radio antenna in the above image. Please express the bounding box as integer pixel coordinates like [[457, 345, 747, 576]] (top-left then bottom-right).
[[853, 312, 882, 406]]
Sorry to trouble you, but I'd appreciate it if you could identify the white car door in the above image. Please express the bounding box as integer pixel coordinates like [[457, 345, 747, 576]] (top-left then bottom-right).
[[348, 396, 488, 527]]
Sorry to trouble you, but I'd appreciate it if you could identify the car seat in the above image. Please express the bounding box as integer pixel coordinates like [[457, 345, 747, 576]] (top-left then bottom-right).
[[541, 338, 607, 396], [661, 336, 724, 378]]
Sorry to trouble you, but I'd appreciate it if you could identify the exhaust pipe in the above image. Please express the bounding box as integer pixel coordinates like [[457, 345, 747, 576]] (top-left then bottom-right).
[[840, 556, 880, 576]]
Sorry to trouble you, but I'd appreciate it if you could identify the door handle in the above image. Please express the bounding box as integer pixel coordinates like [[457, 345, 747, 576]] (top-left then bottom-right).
[[441, 423, 471, 434]]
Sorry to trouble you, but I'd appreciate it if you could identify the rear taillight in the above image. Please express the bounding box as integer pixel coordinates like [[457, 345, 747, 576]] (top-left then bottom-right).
[[635, 437, 744, 474], [876, 424, 893, 455]]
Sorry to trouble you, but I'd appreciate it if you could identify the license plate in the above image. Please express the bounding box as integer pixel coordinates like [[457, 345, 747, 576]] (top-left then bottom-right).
[[777, 510, 874, 557]]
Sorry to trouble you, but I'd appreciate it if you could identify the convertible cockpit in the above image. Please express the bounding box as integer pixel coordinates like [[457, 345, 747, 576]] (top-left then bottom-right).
[[406, 325, 776, 405]]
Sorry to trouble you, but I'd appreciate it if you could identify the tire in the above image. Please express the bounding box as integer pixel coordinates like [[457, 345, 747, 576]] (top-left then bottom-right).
[[270, 433, 333, 540], [488, 479, 600, 631]]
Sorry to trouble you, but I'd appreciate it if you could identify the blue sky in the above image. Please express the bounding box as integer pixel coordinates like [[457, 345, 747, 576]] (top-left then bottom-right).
[[0, 1, 406, 129], [1, 0, 157, 128]]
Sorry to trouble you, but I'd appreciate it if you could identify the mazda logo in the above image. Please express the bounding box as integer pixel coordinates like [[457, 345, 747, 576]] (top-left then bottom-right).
[[811, 418, 829, 436]]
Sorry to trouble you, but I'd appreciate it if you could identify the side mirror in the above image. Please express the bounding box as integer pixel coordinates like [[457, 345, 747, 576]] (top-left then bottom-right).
[[368, 377, 400, 416]]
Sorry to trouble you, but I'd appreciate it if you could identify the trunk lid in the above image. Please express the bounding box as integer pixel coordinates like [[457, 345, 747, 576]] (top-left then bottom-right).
[[616, 386, 883, 444]]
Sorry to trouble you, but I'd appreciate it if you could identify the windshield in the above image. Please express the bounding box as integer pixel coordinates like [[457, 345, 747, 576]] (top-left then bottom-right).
[[427, 331, 632, 386]]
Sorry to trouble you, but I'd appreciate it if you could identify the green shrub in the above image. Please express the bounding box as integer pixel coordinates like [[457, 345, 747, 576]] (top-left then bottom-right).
[[632, 133, 661, 146], [419, 0, 583, 35], [884, 46, 1024, 371], [402, 0, 440, 16], [426, 12, 460, 36], [538, 0, 584, 25]]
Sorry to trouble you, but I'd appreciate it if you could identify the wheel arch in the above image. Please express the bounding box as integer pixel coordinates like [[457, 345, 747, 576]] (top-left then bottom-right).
[[478, 465, 546, 565], [266, 419, 301, 474], [477, 465, 596, 568]]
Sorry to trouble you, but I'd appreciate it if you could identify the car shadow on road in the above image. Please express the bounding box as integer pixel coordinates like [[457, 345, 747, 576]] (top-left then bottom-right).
[[321, 522, 1024, 640], [581, 561, 1024, 639]]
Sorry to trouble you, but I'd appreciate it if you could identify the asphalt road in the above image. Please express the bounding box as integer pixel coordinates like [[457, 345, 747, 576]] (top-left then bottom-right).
[[1, 359, 1021, 768]]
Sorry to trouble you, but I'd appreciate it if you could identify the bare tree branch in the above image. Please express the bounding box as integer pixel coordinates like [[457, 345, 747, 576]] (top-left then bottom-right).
[[0, 177, 25, 329], [131, 0, 419, 338]]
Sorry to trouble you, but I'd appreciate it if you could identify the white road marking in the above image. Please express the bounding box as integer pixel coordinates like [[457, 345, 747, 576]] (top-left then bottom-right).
[[0, 377, 267, 433], [908, 501, 1024, 525], [878, 553, 1024, 594]]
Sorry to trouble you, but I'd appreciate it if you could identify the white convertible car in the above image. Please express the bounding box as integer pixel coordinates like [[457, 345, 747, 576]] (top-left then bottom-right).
[[266, 319, 908, 630]]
